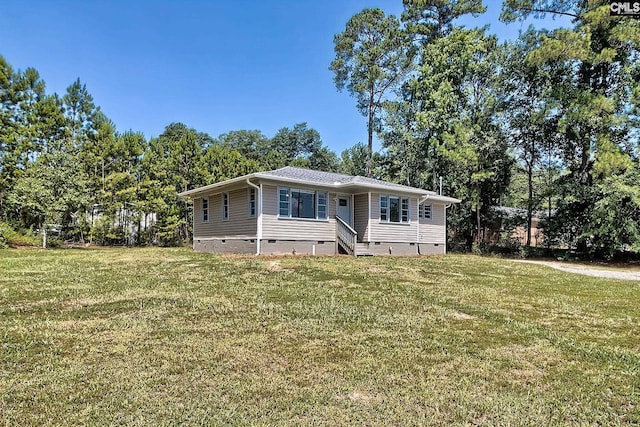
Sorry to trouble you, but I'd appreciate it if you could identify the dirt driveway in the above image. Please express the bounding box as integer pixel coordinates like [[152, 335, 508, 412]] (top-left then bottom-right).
[[515, 260, 640, 281]]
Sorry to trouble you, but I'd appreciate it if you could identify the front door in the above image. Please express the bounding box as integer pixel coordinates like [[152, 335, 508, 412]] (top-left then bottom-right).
[[336, 196, 351, 225]]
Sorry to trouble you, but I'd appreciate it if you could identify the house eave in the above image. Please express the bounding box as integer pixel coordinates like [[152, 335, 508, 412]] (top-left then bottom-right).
[[339, 183, 433, 196], [420, 194, 462, 204], [178, 172, 258, 198], [179, 168, 461, 202]]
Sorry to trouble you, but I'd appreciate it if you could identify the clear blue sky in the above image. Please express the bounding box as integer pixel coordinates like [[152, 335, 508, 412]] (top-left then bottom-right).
[[0, 1, 569, 154]]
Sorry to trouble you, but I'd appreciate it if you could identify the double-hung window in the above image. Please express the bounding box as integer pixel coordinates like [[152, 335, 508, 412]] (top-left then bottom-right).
[[380, 195, 388, 221], [248, 188, 256, 217], [401, 198, 409, 222], [279, 188, 289, 217], [202, 197, 209, 222], [380, 195, 409, 224], [419, 203, 432, 220], [222, 192, 229, 220], [389, 196, 400, 222], [278, 188, 328, 220], [317, 192, 327, 219]]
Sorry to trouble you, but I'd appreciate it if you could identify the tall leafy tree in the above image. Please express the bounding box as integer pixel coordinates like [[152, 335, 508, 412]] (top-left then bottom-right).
[[339, 142, 370, 176], [7, 138, 89, 247], [330, 8, 413, 176], [398, 27, 512, 245], [309, 146, 340, 172], [91, 129, 146, 245], [0, 58, 66, 223], [141, 123, 210, 244], [454, 31, 512, 243], [401, 0, 485, 36], [380, 87, 428, 187], [500, 29, 565, 246], [270, 123, 322, 161], [197, 144, 260, 184], [380, 0, 489, 191], [267, 122, 338, 171], [139, 136, 174, 245], [62, 78, 98, 147], [502, 0, 640, 255], [217, 129, 269, 160]]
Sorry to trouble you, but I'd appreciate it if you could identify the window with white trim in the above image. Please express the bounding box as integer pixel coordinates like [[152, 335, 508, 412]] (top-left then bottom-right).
[[390, 197, 400, 222], [222, 192, 229, 220], [401, 197, 409, 222], [248, 188, 256, 217], [317, 192, 327, 219], [419, 203, 432, 220], [202, 197, 209, 222], [380, 195, 388, 221], [380, 195, 409, 223], [279, 188, 289, 217], [278, 187, 328, 220]]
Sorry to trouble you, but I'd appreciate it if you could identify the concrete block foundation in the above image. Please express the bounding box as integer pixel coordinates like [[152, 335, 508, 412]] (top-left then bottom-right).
[[192, 238, 445, 256], [260, 240, 335, 255], [193, 238, 256, 254]]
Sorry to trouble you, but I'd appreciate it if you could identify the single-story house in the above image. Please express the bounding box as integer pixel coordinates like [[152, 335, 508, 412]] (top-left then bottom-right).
[[178, 166, 461, 256]]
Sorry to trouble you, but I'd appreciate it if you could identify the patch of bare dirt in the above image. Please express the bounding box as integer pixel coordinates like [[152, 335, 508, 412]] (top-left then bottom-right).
[[264, 260, 292, 273], [515, 260, 640, 281], [451, 311, 476, 320], [347, 390, 376, 403]]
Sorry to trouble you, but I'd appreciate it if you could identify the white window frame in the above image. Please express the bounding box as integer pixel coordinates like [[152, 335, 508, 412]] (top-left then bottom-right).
[[279, 188, 290, 217], [379, 194, 410, 224], [202, 197, 209, 222], [419, 203, 432, 220], [380, 195, 388, 221], [317, 191, 328, 220], [401, 197, 409, 223], [222, 192, 229, 221], [277, 187, 328, 221], [248, 188, 256, 218]]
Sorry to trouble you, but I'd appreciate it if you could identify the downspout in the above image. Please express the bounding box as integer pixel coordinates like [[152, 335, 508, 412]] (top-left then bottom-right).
[[444, 203, 451, 253], [416, 197, 420, 243], [351, 194, 354, 227], [367, 192, 371, 242], [246, 179, 261, 255], [189, 198, 194, 250]]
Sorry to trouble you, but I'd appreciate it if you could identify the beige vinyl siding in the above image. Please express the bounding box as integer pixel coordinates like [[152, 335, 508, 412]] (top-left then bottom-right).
[[419, 203, 446, 244], [193, 187, 257, 238], [261, 184, 337, 241], [353, 193, 369, 243], [368, 193, 419, 242]]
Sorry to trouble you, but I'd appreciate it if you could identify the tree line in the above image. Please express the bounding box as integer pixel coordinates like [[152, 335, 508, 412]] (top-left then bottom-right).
[[330, 0, 640, 259], [0, 57, 351, 247], [1, 0, 639, 259]]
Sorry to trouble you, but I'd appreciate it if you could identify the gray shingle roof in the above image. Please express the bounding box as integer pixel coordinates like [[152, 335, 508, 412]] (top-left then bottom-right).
[[260, 166, 437, 194], [179, 166, 460, 202], [260, 166, 353, 184]]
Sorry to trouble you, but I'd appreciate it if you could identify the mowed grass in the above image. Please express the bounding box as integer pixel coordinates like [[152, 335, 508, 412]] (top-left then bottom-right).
[[1, 248, 638, 426]]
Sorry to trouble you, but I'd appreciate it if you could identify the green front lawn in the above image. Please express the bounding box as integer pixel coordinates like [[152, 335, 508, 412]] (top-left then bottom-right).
[[1, 248, 638, 425]]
